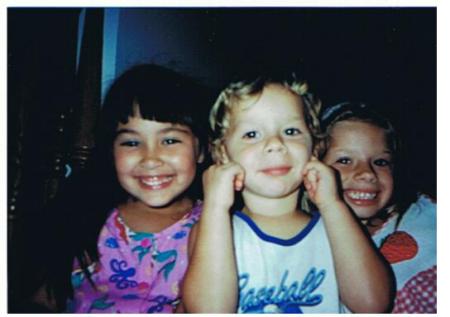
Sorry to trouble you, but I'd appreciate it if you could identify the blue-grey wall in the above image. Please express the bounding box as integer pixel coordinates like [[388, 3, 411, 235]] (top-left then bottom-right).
[[100, 8, 220, 101]]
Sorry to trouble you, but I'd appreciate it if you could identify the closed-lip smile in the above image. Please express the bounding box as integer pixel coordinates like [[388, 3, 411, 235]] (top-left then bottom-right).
[[260, 166, 292, 176]]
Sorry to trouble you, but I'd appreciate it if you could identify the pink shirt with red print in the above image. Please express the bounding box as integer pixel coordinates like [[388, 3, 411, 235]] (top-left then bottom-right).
[[68, 202, 202, 313]]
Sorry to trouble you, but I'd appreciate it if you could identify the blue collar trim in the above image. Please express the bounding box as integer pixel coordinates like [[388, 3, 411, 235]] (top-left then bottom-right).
[[234, 210, 320, 246]]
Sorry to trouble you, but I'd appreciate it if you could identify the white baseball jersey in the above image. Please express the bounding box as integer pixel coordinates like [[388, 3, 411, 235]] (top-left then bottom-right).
[[233, 211, 341, 313]]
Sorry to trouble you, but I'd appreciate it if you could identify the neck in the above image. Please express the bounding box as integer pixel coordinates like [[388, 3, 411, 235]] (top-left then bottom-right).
[[241, 189, 311, 239], [120, 196, 194, 217], [118, 196, 194, 234], [241, 188, 300, 218]]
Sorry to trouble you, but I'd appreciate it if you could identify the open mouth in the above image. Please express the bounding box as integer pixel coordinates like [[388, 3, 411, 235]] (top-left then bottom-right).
[[344, 190, 379, 207], [139, 175, 173, 188], [346, 190, 377, 200]]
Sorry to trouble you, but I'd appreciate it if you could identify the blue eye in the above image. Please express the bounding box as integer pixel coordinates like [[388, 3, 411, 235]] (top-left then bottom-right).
[[120, 140, 140, 147], [285, 128, 301, 136], [162, 138, 181, 145], [243, 131, 259, 139], [336, 157, 351, 165], [374, 158, 391, 167]]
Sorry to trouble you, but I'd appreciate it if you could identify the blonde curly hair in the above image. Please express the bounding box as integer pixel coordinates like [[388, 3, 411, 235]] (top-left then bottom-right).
[[209, 75, 322, 162]]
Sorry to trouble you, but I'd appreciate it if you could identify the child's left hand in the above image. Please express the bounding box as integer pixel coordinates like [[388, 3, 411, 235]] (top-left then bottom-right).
[[302, 156, 341, 211]]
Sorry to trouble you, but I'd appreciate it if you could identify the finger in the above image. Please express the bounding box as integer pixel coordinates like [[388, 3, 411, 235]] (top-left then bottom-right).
[[304, 159, 326, 180], [221, 155, 230, 165], [306, 168, 318, 184], [234, 179, 243, 191], [234, 172, 245, 191], [304, 177, 316, 199], [302, 160, 317, 175], [304, 180, 312, 191]]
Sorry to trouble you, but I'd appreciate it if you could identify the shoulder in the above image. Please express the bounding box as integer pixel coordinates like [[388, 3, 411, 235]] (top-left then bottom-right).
[[231, 210, 256, 234], [183, 202, 204, 256], [188, 200, 203, 220], [187, 222, 199, 257], [96, 208, 127, 247], [416, 194, 436, 211], [401, 194, 436, 225], [101, 208, 121, 231]]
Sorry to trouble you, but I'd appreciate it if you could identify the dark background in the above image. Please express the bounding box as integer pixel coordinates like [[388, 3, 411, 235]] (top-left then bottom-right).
[[199, 9, 436, 198], [9, 7, 436, 195], [8, 7, 436, 311]]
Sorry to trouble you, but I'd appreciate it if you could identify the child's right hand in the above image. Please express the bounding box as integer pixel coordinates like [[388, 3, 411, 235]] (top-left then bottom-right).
[[202, 161, 245, 211]]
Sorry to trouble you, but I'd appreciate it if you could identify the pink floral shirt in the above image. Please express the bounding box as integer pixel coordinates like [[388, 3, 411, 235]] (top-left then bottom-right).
[[68, 202, 202, 313]]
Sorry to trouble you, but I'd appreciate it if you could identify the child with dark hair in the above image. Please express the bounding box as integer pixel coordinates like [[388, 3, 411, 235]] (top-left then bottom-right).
[[319, 102, 436, 313], [32, 64, 212, 313]]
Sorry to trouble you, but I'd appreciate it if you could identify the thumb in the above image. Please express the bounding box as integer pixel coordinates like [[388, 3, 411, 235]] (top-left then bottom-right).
[[234, 175, 244, 191]]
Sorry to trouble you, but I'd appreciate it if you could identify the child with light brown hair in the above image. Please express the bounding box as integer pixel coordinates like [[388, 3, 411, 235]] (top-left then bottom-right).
[[319, 102, 436, 313]]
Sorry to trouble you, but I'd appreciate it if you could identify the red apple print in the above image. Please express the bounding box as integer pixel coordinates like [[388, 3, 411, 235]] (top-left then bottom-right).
[[379, 231, 418, 264]]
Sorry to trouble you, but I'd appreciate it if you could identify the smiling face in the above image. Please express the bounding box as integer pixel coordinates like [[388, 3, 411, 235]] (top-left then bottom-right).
[[323, 120, 394, 219], [222, 83, 313, 199], [113, 114, 202, 209]]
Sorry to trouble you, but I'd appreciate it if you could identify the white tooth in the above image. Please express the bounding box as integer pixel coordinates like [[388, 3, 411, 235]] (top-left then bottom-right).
[[348, 191, 376, 200], [141, 176, 172, 186]]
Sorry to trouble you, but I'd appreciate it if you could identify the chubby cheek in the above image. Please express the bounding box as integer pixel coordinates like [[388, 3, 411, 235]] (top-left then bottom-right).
[[294, 147, 312, 166], [379, 171, 394, 201], [168, 150, 198, 180], [333, 167, 349, 183], [228, 146, 257, 172], [113, 150, 136, 174]]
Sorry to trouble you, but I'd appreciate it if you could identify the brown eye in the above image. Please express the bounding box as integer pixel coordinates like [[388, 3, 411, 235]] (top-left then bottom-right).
[[336, 157, 351, 165], [374, 158, 391, 167], [120, 140, 140, 147], [243, 131, 259, 139], [162, 138, 181, 145], [285, 128, 301, 136]]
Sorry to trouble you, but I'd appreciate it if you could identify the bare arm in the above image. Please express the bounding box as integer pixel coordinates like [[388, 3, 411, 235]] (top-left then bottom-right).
[[319, 200, 393, 312], [303, 157, 394, 313], [182, 163, 244, 313]]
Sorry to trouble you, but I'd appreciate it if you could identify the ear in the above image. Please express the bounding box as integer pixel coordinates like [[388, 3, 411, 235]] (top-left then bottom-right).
[[212, 142, 230, 164], [197, 151, 205, 164], [313, 140, 325, 159], [193, 138, 206, 164], [218, 144, 230, 164]]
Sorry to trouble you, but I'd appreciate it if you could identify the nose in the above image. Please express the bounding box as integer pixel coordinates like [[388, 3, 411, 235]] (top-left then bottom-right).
[[264, 135, 287, 154], [354, 162, 377, 183], [140, 147, 163, 169]]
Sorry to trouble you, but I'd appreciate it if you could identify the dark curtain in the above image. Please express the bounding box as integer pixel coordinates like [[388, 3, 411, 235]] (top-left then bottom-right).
[[8, 8, 104, 312]]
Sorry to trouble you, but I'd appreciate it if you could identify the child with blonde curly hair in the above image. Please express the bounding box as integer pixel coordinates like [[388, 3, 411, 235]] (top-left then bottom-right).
[[183, 74, 393, 313]]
